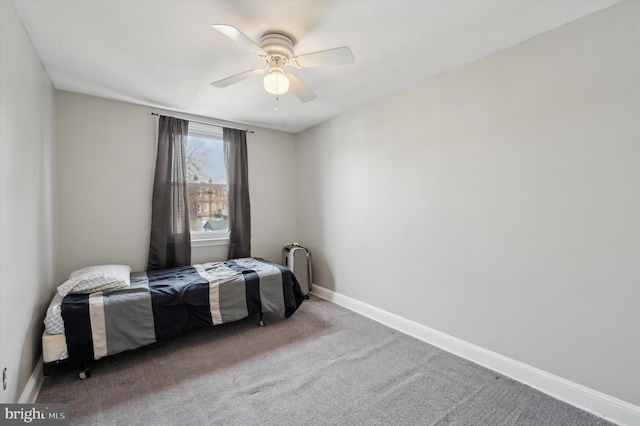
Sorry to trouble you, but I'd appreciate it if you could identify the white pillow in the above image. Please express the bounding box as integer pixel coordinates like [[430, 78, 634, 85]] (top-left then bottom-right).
[[57, 265, 131, 297]]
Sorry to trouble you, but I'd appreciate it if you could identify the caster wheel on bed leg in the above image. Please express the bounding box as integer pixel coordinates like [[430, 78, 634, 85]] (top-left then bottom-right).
[[78, 365, 91, 380]]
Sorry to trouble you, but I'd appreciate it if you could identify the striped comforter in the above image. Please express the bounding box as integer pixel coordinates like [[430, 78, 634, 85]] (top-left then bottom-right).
[[61, 258, 305, 363]]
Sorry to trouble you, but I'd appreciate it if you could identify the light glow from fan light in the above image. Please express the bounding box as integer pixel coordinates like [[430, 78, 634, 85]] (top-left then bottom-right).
[[263, 68, 289, 95]]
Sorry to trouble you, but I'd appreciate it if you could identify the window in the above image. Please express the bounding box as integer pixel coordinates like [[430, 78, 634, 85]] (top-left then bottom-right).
[[186, 122, 228, 245]]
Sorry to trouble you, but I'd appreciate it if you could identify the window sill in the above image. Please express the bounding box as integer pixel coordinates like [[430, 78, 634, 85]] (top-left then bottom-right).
[[191, 237, 229, 248]]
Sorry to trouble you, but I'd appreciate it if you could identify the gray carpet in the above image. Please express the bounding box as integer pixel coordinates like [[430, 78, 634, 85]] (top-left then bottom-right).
[[37, 296, 612, 426]]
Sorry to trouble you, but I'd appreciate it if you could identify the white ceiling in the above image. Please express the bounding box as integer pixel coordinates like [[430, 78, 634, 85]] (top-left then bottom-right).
[[12, 0, 619, 134]]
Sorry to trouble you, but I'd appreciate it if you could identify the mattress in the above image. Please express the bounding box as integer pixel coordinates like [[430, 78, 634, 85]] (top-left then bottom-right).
[[42, 331, 68, 363]]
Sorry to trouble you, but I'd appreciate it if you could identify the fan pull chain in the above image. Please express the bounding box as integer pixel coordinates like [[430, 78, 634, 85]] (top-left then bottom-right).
[[275, 94, 279, 112]]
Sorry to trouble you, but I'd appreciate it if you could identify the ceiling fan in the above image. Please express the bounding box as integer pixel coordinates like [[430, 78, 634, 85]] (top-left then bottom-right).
[[210, 25, 354, 103]]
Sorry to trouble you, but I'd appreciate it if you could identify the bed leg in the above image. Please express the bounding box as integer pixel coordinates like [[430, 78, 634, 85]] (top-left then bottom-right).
[[258, 313, 265, 327]]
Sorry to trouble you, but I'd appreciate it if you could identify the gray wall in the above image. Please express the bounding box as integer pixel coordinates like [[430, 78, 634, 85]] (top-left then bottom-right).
[[0, 1, 57, 403], [55, 91, 297, 284], [295, 1, 639, 406]]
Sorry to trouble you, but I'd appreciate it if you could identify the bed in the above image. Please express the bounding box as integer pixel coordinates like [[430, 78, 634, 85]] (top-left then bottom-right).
[[43, 257, 305, 378]]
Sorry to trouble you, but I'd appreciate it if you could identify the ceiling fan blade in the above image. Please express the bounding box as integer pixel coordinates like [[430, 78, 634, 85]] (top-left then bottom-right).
[[212, 24, 266, 56], [291, 47, 354, 68], [286, 73, 317, 103], [211, 69, 263, 88]]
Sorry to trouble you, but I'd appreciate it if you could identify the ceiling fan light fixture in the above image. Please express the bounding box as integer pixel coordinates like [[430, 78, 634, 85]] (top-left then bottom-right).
[[211, 26, 350, 103], [263, 68, 289, 95]]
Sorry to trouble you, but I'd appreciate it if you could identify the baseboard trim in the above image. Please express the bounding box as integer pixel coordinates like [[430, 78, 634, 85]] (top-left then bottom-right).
[[311, 285, 640, 426], [18, 358, 43, 404]]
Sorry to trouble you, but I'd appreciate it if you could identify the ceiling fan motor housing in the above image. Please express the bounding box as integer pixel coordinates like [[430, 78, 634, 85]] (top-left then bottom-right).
[[260, 32, 295, 65]]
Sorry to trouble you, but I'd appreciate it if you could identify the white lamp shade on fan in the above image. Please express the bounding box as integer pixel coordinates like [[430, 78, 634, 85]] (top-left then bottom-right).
[[263, 68, 289, 95]]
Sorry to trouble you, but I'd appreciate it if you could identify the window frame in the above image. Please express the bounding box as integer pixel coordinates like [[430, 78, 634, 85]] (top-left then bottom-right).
[[186, 122, 229, 247]]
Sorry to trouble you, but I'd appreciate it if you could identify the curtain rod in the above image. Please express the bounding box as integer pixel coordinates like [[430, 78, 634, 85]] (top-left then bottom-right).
[[150, 113, 255, 134]]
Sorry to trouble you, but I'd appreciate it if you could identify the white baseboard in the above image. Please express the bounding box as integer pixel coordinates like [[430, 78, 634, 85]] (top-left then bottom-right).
[[311, 285, 640, 426], [18, 359, 43, 404]]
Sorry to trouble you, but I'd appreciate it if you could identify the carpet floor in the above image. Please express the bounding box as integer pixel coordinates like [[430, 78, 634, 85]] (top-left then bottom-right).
[[37, 296, 612, 425]]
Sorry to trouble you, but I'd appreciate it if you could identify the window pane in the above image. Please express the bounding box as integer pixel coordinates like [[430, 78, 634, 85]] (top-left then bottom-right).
[[186, 128, 228, 233]]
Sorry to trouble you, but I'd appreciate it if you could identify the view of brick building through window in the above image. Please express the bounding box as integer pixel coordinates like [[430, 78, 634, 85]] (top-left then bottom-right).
[[185, 122, 228, 233], [187, 178, 228, 232]]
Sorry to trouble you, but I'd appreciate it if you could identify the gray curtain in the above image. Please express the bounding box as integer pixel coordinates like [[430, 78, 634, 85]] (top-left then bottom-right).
[[224, 127, 251, 259], [147, 116, 191, 270]]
